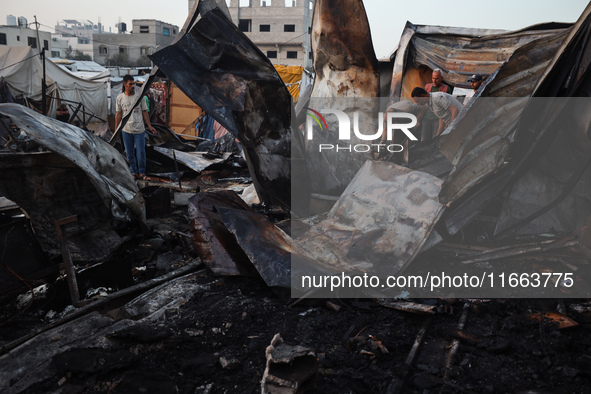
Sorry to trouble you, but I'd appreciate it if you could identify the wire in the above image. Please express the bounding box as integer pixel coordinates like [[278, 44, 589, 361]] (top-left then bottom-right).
[[0, 53, 40, 73]]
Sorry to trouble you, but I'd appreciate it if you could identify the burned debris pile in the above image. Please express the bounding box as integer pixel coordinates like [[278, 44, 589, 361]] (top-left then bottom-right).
[[1, 0, 591, 393]]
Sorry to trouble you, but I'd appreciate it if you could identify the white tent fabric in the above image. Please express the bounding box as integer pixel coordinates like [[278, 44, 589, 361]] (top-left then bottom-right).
[[0, 46, 108, 121]]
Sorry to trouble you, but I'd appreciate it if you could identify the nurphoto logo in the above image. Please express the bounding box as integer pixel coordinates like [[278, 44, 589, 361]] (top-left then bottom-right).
[[304, 108, 418, 153]]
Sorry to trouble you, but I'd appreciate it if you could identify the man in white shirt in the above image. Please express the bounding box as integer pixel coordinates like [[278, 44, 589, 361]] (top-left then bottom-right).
[[411, 87, 463, 137], [115, 75, 157, 179]]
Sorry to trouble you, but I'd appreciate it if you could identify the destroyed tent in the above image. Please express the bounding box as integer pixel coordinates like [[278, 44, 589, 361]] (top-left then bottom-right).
[[429, 3, 591, 244], [388, 21, 572, 98], [282, 2, 591, 295], [0, 47, 108, 121], [0, 104, 145, 263], [440, 3, 591, 240], [148, 3, 309, 214], [274, 64, 303, 98]]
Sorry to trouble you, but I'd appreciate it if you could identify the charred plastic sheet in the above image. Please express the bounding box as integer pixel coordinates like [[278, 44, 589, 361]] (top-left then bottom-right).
[[150, 8, 309, 213], [0, 104, 144, 261]]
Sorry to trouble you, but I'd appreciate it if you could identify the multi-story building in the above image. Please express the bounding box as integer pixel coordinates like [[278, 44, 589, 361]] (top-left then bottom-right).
[[92, 20, 179, 66], [0, 16, 52, 53], [225, 0, 314, 69], [53, 19, 101, 59]]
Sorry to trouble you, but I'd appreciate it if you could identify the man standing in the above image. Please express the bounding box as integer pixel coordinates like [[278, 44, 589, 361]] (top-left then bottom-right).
[[463, 74, 484, 105], [425, 68, 453, 94], [411, 87, 463, 137], [116, 75, 157, 180], [422, 68, 454, 139]]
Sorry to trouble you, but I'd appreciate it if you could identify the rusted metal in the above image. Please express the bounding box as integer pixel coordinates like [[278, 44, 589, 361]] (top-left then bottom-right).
[[54, 215, 80, 306], [389, 22, 570, 98]]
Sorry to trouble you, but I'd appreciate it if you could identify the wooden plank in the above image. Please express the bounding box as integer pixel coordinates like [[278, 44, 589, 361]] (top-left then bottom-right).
[[169, 83, 202, 135]]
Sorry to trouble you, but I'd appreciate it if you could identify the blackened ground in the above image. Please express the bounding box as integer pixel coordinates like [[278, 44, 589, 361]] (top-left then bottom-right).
[[9, 272, 591, 394], [1, 203, 591, 393]]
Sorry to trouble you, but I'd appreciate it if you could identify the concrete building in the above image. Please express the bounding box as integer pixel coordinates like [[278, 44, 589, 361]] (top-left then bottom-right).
[[0, 23, 52, 53], [225, 0, 314, 69], [92, 19, 178, 66], [50, 37, 70, 58], [53, 19, 101, 59]]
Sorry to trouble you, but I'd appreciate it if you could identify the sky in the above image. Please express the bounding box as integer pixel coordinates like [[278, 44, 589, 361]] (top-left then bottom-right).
[[3, 0, 590, 58]]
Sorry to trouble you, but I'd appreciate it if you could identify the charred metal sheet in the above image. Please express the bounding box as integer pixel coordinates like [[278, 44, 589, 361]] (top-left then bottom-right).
[[148, 124, 196, 151], [296, 161, 444, 277], [149, 8, 309, 213], [442, 4, 591, 237], [389, 22, 570, 98], [218, 208, 292, 288], [438, 30, 568, 195], [0, 104, 144, 262], [491, 4, 591, 237], [153, 147, 231, 174], [304, 0, 381, 195], [216, 207, 336, 291], [188, 191, 256, 276]]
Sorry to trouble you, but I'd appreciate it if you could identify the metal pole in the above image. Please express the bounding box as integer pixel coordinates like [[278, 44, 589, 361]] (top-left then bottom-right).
[[42, 48, 47, 115], [54, 215, 81, 306], [33, 16, 41, 53]]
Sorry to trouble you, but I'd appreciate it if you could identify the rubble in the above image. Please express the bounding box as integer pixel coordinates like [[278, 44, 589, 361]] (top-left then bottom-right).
[[1, 0, 591, 392], [261, 333, 318, 394]]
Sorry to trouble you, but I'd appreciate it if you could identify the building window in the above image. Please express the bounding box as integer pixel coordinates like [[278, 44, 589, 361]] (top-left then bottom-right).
[[239, 0, 251, 6], [140, 25, 149, 33], [308, 26, 312, 34], [267, 50, 277, 58], [44, 40, 49, 50], [309, 0, 313, 10], [284, 24, 295, 32], [0, 33, 6, 45], [77, 37, 89, 44], [285, 0, 295, 6], [140, 46, 149, 55], [99, 45, 108, 54], [286, 51, 298, 59], [27, 37, 37, 48], [51, 50, 60, 57], [173, 29, 176, 34], [260, 0, 270, 5], [119, 46, 127, 54], [16, 35, 20, 42], [163, 27, 170, 36], [309, 51, 312, 59], [260, 24, 270, 32], [238, 19, 251, 32]]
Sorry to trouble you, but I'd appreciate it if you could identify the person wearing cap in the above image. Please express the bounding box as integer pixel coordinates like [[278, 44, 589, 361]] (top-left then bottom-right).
[[411, 87, 463, 137], [463, 74, 484, 105]]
